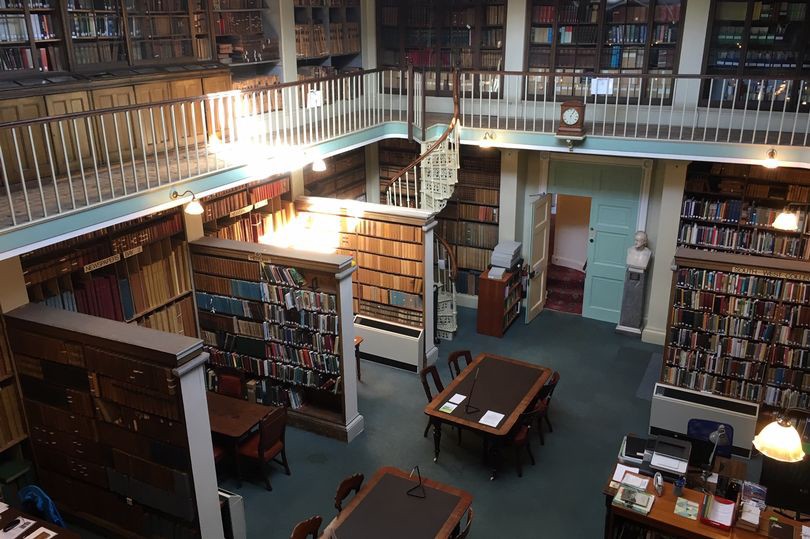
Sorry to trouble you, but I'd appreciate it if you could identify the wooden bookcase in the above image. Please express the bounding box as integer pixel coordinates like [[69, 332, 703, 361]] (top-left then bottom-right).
[[200, 173, 292, 242], [476, 266, 522, 337], [679, 162, 810, 261], [0, 315, 26, 458], [212, 0, 280, 71], [704, 0, 809, 75], [189, 236, 362, 440], [525, 0, 684, 100], [303, 147, 366, 200], [6, 302, 222, 538], [0, 0, 66, 73], [436, 145, 500, 296], [294, 0, 361, 80], [376, 0, 506, 96], [663, 247, 810, 412], [20, 209, 198, 337]]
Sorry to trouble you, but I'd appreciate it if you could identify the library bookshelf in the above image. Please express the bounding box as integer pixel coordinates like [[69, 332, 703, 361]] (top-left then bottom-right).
[[189, 236, 363, 441], [303, 147, 365, 200], [378, 139, 420, 196], [436, 145, 500, 297], [476, 266, 523, 338], [679, 163, 810, 261], [295, 196, 437, 371], [0, 315, 26, 459], [21, 209, 198, 337], [200, 173, 292, 242], [663, 247, 810, 413], [294, 0, 361, 80], [6, 302, 223, 538]]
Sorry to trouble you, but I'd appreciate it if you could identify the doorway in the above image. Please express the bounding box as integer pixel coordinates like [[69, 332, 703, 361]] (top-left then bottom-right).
[[547, 194, 589, 315]]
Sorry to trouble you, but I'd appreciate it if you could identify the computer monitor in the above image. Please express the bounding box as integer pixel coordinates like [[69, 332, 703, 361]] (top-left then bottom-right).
[[760, 455, 810, 520], [664, 430, 715, 469]]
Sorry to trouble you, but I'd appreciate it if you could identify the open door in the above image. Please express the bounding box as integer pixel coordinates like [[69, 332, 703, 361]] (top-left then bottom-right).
[[525, 193, 551, 324]]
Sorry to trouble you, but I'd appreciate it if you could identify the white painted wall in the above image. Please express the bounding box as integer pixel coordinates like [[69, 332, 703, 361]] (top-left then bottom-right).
[[552, 194, 590, 271]]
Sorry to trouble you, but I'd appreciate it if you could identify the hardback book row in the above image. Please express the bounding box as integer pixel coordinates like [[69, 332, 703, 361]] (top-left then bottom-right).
[[357, 299, 423, 328], [354, 268, 423, 295], [662, 365, 763, 403], [207, 369, 304, 408], [355, 251, 423, 277], [665, 347, 768, 383], [356, 283, 422, 311], [205, 341, 340, 377], [194, 273, 336, 312], [676, 268, 810, 303]]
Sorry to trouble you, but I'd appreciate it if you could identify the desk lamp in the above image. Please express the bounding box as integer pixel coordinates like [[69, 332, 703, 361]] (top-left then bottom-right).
[[701, 425, 730, 492], [753, 413, 805, 463]]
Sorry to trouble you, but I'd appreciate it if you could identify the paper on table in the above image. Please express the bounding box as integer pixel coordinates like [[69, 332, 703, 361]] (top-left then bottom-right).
[[675, 497, 699, 520], [25, 528, 57, 539], [622, 474, 649, 490], [479, 410, 505, 427], [0, 503, 7, 515], [449, 394, 466, 405], [438, 402, 457, 414], [801, 525, 809, 539], [0, 518, 36, 539], [704, 497, 735, 526], [612, 463, 640, 483]]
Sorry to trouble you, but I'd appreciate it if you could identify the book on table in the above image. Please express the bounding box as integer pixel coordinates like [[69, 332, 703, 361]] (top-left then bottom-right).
[[612, 484, 654, 515]]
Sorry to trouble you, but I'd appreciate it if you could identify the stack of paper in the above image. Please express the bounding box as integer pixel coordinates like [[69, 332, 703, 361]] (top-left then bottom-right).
[[490, 240, 522, 269]]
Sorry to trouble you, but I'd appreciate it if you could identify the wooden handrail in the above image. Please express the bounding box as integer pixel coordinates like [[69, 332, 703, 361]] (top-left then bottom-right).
[[435, 232, 458, 281], [381, 70, 460, 193]]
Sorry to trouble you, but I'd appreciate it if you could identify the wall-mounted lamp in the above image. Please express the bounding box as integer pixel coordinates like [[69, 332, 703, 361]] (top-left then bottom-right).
[[479, 132, 495, 149], [312, 158, 327, 172], [762, 148, 779, 169], [170, 189, 204, 216]]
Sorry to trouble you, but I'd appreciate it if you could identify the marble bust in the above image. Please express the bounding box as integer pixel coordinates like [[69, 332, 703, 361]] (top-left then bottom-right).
[[626, 231, 652, 272]]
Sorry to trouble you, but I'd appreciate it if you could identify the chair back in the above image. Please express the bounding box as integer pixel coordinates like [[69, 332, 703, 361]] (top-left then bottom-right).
[[259, 407, 287, 457], [290, 515, 322, 539], [419, 364, 445, 403], [334, 473, 364, 512], [447, 350, 473, 378], [218, 372, 244, 399], [537, 371, 560, 403], [456, 507, 474, 539], [687, 419, 735, 459]]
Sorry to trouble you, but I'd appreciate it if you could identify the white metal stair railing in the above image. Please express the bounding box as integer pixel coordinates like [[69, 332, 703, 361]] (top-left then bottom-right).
[[434, 234, 458, 341], [418, 125, 460, 213]]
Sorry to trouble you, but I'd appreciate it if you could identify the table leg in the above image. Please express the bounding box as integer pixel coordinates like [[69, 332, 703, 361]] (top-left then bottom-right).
[[432, 419, 442, 462], [355, 344, 361, 382], [487, 437, 500, 481], [232, 438, 242, 488]]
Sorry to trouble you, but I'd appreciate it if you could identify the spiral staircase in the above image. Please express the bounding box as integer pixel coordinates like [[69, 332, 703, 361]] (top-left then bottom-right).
[[381, 73, 461, 341]]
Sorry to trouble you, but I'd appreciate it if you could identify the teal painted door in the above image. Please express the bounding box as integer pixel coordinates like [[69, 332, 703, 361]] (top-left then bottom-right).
[[549, 161, 642, 323]]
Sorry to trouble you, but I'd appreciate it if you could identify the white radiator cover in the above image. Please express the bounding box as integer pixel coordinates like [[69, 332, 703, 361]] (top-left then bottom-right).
[[354, 315, 425, 372], [650, 383, 759, 458]]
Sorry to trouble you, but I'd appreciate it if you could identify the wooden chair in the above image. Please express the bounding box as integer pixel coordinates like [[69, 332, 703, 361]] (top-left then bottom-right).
[[217, 371, 244, 399], [447, 350, 473, 379], [420, 364, 445, 438], [507, 405, 544, 477], [535, 371, 560, 445], [213, 443, 227, 465], [334, 473, 364, 513], [236, 407, 290, 491], [453, 507, 474, 539], [290, 516, 322, 539]]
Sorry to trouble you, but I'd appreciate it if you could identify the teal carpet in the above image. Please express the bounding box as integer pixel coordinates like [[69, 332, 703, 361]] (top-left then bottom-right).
[[74, 308, 662, 538]]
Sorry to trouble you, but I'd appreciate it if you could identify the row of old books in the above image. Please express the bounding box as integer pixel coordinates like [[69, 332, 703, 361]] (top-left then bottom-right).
[[661, 365, 763, 403], [356, 252, 423, 276], [355, 268, 423, 295], [356, 283, 422, 311], [207, 369, 305, 408], [665, 347, 767, 383], [295, 24, 327, 57], [678, 223, 809, 260], [137, 295, 197, 337], [438, 220, 498, 250]]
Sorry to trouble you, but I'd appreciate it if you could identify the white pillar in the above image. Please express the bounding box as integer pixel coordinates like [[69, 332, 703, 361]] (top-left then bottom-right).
[[360, 0, 376, 69], [423, 220, 437, 368], [503, 0, 528, 72], [673, 0, 710, 108], [642, 160, 687, 345], [499, 149, 520, 242], [336, 265, 364, 442]]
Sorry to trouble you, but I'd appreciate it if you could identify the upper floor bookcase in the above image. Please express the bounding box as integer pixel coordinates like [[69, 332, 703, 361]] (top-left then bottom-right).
[[294, 0, 361, 81], [376, 0, 507, 95], [526, 0, 684, 75], [705, 0, 809, 75]]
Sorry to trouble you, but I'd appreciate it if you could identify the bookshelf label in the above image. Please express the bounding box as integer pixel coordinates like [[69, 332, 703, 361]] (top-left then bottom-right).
[[248, 254, 267, 262], [123, 246, 144, 259], [229, 205, 254, 218], [253, 199, 268, 210], [83, 254, 121, 273], [730, 266, 810, 283]]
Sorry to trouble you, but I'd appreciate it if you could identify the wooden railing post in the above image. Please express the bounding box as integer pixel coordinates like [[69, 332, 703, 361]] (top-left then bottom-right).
[[407, 63, 414, 142], [420, 68, 427, 137]]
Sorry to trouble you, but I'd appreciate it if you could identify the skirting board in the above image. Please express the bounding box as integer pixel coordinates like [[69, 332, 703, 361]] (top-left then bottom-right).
[[641, 326, 666, 346], [551, 255, 586, 271], [287, 410, 365, 442], [615, 324, 642, 337]]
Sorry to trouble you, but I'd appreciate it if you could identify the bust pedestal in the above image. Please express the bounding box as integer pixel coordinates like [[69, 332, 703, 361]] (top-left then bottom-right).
[[616, 267, 647, 336]]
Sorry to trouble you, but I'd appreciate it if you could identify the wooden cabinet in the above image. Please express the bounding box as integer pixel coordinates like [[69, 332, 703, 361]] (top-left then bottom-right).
[[170, 79, 205, 140], [202, 75, 232, 95], [0, 96, 48, 184], [133, 83, 172, 151], [91, 86, 139, 163], [476, 267, 523, 338], [44, 92, 92, 175]]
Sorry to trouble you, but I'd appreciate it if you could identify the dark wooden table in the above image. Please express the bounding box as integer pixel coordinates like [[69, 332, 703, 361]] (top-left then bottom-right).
[[207, 391, 274, 485], [326, 466, 472, 539], [424, 353, 552, 479], [0, 505, 81, 539]]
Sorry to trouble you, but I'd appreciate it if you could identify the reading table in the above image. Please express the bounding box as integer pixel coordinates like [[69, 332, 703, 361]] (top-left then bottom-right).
[[325, 466, 472, 539], [424, 353, 551, 479], [0, 505, 80, 539]]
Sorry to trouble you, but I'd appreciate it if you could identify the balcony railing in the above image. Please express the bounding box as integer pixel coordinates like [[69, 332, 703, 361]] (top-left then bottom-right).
[[0, 67, 808, 237]]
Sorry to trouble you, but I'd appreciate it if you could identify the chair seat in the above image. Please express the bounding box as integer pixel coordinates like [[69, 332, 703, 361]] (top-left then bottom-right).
[[237, 432, 284, 461], [513, 425, 529, 444], [213, 444, 226, 464]]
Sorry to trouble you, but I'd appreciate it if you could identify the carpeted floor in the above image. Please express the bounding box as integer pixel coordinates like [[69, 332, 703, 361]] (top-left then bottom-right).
[[71, 307, 662, 539], [545, 264, 585, 315]]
